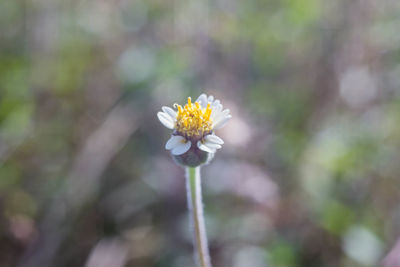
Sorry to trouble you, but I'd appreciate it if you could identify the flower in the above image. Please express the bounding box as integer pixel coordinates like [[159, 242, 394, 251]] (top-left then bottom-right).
[[157, 94, 232, 158]]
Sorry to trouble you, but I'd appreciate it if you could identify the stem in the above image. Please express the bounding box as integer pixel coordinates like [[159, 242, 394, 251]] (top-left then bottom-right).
[[186, 167, 212, 267]]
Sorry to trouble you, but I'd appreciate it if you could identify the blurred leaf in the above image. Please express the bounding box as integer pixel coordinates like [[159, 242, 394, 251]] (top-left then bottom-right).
[[320, 200, 354, 235], [268, 241, 298, 267]]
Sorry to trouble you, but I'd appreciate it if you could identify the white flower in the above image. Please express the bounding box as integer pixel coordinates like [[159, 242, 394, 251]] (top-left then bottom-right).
[[157, 94, 232, 155]]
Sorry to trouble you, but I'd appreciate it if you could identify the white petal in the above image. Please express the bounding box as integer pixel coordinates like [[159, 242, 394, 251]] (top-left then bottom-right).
[[213, 115, 232, 129], [219, 108, 230, 117], [162, 106, 177, 120], [196, 94, 208, 108], [203, 138, 222, 149], [213, 107, 229, 121], [165, 135, 186, 150], [213, 108, 230, 122], [197, 141, 216, 153], [205, 134, 224, 145], [204, 142, 221, 149], [196, 93, 207, 102], [171, 140, 191, 155], [207, 95, 214, 102], [157, 112, 174, 129], [211, 100, 222, 111], [212, 99, 220, 106], [210, 104, 223, 119]]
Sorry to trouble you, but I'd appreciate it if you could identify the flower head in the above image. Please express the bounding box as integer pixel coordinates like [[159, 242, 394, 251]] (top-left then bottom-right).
[[157, 94, 231, 166]]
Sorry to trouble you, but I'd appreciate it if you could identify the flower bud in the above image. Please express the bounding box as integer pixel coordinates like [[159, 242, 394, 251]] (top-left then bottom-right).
[[172, 144, 214, 167]]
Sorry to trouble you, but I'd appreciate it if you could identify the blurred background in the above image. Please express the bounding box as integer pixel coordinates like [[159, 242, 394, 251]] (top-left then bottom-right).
[[1, 0, 400, 266]]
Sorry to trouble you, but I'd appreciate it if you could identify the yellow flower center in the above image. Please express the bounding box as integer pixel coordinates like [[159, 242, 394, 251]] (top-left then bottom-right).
[[174, 97, 213, 138]]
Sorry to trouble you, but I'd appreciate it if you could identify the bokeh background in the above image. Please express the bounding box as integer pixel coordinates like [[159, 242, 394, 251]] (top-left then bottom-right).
[[1, 0, 400, 266]]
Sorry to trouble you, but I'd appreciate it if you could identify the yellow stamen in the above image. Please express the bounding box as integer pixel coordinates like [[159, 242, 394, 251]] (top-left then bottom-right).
[[204, 103, 211, 120], [177, 105, 183, 114], [174, 97, 213, 138]]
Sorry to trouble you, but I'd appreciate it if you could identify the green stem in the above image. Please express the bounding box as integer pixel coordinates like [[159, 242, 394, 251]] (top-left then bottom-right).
[[186, 167, 212, 267]]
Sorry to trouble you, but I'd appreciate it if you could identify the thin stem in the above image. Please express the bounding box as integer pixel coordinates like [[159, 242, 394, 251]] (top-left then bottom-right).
[[186, 167, 212, 267]]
